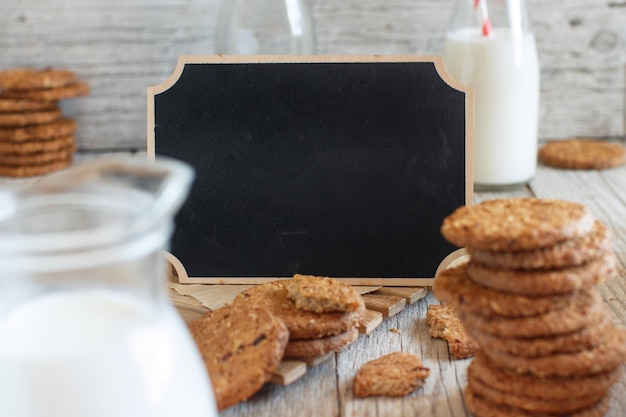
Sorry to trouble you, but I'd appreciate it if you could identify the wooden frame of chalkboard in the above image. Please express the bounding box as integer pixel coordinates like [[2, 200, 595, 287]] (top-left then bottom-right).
[[148, 55, 473, 286]]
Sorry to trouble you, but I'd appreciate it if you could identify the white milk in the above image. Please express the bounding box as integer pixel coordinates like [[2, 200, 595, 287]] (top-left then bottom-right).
[[0, 289, 217, 417], [444, 27, 540, 188]]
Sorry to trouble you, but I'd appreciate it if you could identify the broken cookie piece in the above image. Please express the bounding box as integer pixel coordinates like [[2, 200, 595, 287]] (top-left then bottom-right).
[[426, 304, 479, 359], [353, 352, 430, 398]]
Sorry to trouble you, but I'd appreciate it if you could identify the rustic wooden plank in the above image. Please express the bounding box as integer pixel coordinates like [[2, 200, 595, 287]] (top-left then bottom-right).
[[166, 282, 252, 311], [290, 353, 334, 367], [270, 360, 308, 386], [375, 286, 427, 304], [1, 1, 624, 152], [357, 309, 384, 334], [168, 287, 210, 324], [361, 293, 407, 318]]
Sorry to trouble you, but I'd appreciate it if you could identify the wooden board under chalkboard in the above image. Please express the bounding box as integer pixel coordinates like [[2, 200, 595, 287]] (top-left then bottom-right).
[[147, 55, 473, 285]]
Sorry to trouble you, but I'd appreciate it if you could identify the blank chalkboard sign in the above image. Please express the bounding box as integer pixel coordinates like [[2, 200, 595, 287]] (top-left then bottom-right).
[[147, 55, 473, 285]]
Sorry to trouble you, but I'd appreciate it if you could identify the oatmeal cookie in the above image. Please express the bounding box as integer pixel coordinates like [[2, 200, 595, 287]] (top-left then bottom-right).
[[464, 385, 610, 417], [426, 304, 479, 359], [353, 352, 430, 397], [189, 303, 289, 411], [0, 135, 74, 154], [284, 327, 358, 357], [0, 98, 57, 112], [470, 311, 612, 358], [441, 198, 595, 251], [287, 273, 364, 313], [0, 68, 76, 91], [468, 371, 611, 414], [459, 289, 607, 339], [0, 144, 74, 166], [1, 81, 90, 102], [234, 279, 364, 340], [433, 263, 575, 318], [467, 220, 612, 270], [0, 118, 76, 142], [0, 108, 61, 127], [469, 351, 621, 401], [483, 325, 626, 377], [539, 139, 626, 170], [467, 251, 616, 296], [0, 157, 72, 178]]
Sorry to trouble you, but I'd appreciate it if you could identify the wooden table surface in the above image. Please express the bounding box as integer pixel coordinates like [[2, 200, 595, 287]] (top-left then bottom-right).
[[1, 154, 625, 417], [212, 160, 626, 417]]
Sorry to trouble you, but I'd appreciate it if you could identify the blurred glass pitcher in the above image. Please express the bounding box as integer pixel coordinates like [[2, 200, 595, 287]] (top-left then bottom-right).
[[0, 156, 217, 417]]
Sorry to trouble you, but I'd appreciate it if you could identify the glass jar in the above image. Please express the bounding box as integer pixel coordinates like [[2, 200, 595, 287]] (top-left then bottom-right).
[[215, 0, 315, 54], [0, 157, 218, 417], [443, 0, 540, 190]]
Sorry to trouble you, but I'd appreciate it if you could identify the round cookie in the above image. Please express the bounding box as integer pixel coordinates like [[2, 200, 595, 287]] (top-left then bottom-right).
[[233, 279, 364, 340], [459, 289, 607, 339], [467, 220, 612, 270], [1, 81, 89, 102], [467, 251, 616, 296], [189, 303, 289, 411], [483, 325, 626, 378], [286, 274, 364, 313], [469, 352, 621, 402], [0, 157, 72, 178], [440, 198, 595, 251], [284, 327, 358, 357], [468, 371, 610, 414], [539, 139, 626, 170], [0, 118, 76, 142], [0, 108, 61, 127], [433, 262, 576, 318], [353, 352, 430, 398], [0, 68, 76, 91], [0, 135, 74, 154], [470, 310, 612, 357], [0, 98, 57, 112], [464, 385, 611, 417], [0, 145, 75, 166]]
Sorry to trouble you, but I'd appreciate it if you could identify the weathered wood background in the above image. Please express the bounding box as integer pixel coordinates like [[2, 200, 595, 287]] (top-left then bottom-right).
[[1, 0, 624, 151]]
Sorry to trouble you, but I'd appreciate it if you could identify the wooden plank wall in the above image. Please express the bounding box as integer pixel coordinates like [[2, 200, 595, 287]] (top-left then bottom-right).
[[0, 0, 624, 151]]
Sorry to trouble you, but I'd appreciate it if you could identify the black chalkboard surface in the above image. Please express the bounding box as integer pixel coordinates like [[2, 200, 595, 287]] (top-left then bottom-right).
[[147, 55, 473, 285]]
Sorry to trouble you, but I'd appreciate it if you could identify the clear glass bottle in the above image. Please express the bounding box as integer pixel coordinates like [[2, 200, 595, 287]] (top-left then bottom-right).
[[215, 0, 315, 54], [443, 0, 540, 190], [0, 157, 218, 417]]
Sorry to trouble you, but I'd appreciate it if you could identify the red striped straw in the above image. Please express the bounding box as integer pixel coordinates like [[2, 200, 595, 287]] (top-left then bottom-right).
[[474, 0, 492, 36]]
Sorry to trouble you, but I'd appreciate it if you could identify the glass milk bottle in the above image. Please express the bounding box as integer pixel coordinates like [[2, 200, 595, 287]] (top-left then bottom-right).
[[443, 0, 540, 190], [0, 157, 218, 417], [215, 0, 315, 54]]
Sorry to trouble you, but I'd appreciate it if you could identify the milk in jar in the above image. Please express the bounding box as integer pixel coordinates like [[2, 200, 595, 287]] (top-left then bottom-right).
[[0, 157, 218, 417], [0, 289, 217, 417]]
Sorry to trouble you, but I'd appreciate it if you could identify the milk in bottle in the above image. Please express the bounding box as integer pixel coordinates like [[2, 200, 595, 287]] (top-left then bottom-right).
[[443, 0, 540, 189]]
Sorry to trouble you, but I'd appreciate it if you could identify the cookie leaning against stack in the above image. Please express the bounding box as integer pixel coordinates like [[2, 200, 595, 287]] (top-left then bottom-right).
[[0, 68, 89, 177], [189, 303, 289, 411], [435, 197, 626, 417]]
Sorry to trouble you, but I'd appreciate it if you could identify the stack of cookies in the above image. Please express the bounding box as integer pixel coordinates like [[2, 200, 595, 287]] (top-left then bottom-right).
[[235, 274, 364, 358], [434, 197, 626, 417], [0, 68, 89, 177], [189, 274, 365, 410]]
